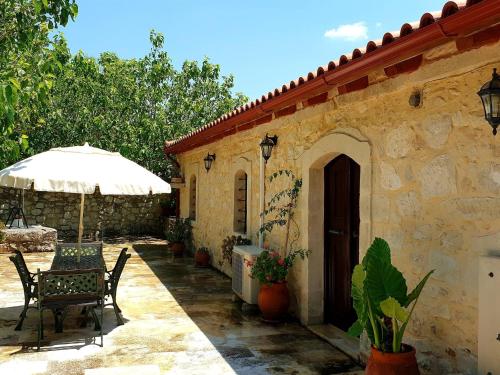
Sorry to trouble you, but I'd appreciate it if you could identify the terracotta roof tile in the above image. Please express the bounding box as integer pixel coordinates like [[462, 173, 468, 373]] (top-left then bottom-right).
[[165, 0, 498, 153]]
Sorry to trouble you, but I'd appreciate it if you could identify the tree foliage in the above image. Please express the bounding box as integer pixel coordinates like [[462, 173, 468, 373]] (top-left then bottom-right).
[[1, 1, 248, 179], [0, 0, 77, 166], [27, 31, 247, 179]]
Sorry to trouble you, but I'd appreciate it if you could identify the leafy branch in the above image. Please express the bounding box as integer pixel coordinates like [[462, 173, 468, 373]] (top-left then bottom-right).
[[259, 169, 303, 255]]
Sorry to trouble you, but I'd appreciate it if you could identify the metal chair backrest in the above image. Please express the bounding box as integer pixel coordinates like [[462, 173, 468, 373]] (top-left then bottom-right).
[[109, 248, 131, 290], [56, 242, 103, 257], [38, 268, 104, 305], [9, 250, 34, 294]]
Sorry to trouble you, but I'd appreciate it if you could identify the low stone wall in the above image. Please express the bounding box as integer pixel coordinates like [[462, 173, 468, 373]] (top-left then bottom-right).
[[0, 187, 167, 240], [0, 226, 57, 253]]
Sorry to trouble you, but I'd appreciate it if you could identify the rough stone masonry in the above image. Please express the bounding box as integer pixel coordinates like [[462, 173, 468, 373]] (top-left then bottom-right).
[[0, 187, 167, 240]]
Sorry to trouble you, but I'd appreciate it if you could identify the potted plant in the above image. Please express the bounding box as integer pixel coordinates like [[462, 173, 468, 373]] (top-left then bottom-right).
[[195, 246, 210, 267], [249, 169, 309, 322], [348, 237, 434, 375], [247, 248, 309, 321], [165, 218, 192, 257]]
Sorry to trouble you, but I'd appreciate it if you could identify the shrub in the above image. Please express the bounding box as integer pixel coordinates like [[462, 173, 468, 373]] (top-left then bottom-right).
[[220, 235, 251, 266]]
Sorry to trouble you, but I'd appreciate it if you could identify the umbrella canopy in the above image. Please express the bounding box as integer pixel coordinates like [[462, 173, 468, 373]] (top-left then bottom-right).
[[0, 143, 171, 259], [0, 143, 171, 195]]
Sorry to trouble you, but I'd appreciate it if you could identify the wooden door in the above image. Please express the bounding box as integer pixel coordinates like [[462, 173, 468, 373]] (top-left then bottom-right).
[[324, 154, 360, 331]]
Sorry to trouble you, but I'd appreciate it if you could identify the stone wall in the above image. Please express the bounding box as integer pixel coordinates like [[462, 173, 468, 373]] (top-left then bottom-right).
[[176, 40, 500, 374], [0, 187, 167, 240]]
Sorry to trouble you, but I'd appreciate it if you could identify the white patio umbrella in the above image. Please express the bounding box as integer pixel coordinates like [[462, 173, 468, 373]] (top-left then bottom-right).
[[0, 143, 171, 259]]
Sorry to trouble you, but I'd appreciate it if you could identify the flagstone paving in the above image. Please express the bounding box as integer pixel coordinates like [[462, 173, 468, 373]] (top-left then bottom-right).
[[0, 238, 362, 374]]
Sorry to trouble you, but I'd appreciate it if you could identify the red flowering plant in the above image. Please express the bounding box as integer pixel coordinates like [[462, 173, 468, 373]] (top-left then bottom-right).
[[246, 248, 309, 285], [246, 170, 310, 284]]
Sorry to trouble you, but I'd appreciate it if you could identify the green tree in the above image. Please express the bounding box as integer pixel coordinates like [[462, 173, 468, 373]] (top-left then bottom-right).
[[0, 0, 77, 167], [29, 30, 247, 179]]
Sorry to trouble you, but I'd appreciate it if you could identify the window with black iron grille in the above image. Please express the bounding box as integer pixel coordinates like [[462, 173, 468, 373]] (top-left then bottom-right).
[[234, 171, 247, 233], [189, 175, 196, 220]]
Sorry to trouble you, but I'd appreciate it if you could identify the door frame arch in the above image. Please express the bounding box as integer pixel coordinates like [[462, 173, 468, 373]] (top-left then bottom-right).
[[299, 130, 372, 325]]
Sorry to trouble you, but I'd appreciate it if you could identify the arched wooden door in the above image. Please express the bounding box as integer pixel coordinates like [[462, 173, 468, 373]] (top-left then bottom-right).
[[324, 154, 360, 331]]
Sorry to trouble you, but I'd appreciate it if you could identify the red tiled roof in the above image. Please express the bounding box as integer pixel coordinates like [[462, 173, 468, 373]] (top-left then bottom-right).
[[165, 0, 500, 154]]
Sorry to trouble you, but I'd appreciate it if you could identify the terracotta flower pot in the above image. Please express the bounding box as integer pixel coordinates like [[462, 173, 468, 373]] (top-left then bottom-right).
[[170, 242, 185, 257], [195, 251, 210, 267], [366, 345, 419, 375], [258, 281, 290, 322]]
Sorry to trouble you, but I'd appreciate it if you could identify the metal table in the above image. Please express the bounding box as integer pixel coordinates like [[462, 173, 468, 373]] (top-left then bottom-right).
[[51, 254, 105, 271], [49, 252, 106, 332]]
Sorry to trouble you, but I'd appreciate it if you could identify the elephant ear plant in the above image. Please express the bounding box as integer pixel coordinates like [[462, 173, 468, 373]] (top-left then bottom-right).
[[348, 238, 434, 353]]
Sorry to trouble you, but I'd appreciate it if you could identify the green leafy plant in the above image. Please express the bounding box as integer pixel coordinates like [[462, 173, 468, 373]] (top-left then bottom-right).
[[259, 169, 302, 254], [196, 246, 210, 254], [348, 237, 434, 353], [246, 248, 309, 285], [219, 235, 251, 266], [164, 217, 192, 244]]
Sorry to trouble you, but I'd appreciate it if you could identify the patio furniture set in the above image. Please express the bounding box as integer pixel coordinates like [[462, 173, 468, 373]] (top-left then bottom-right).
[[0, 144, 169, 351], [9, 242, 130, 350]]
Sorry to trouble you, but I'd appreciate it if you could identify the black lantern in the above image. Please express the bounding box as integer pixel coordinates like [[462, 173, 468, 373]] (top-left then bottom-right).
[[477, 68, 500, 136], [203, 153, 216, 172], [260, 134, 278, 163]]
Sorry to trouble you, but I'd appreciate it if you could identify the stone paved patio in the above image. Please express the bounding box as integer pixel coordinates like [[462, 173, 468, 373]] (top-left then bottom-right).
[[0, 238, 362, 374]]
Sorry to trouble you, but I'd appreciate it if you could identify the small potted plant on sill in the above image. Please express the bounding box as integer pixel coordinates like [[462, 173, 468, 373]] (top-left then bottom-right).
[[165, 218, 192, 257], [195, 246, 210, 267], [247, 248, 309, 322], [348, 237, 434, 375]]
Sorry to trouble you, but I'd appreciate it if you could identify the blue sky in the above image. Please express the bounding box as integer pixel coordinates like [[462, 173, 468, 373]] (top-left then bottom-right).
[[60, 0, 446, 100]]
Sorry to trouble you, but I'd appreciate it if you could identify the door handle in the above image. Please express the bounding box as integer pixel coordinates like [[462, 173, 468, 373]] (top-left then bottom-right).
[[328, 229, 344, 235]]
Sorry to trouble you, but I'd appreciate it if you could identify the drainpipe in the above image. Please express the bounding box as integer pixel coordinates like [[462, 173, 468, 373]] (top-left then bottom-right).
[[259, 151, 265, 248]]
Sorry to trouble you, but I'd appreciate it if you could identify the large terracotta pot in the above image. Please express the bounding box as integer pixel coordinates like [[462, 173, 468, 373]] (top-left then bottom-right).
[[366, 345, 419, 375], [170, 242, 185, 257], [258, 281, 290, 321], [195, 251, 210, 267]]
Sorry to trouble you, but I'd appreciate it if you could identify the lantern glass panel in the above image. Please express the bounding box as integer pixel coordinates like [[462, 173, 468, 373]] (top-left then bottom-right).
[[480, 94, 491, 117], [492, 94, 500, 118], [261, 143, 272, 160]]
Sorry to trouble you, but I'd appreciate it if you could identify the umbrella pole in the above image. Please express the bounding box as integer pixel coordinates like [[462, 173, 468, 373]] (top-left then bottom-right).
[[77, 193, 85, 262]]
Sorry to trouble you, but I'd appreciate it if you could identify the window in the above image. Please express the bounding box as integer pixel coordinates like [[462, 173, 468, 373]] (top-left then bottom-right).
[[189, 175, 196, 220], [234, 170, 247, 233]]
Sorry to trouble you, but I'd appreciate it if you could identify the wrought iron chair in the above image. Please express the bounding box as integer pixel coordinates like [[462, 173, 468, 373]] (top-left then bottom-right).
[[9, 250, 37, 330], [37, 268, 105, 351], [105, 248, 130, 325]]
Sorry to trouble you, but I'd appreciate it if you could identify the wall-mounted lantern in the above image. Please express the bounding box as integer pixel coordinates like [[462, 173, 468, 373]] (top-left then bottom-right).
[[477, 68, 500, 136], [203, 153, 216, 172], [260, 134, 278, 163]]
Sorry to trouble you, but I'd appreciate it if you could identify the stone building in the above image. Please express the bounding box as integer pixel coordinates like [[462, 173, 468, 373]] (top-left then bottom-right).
[[165, 1, 500, 373]]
